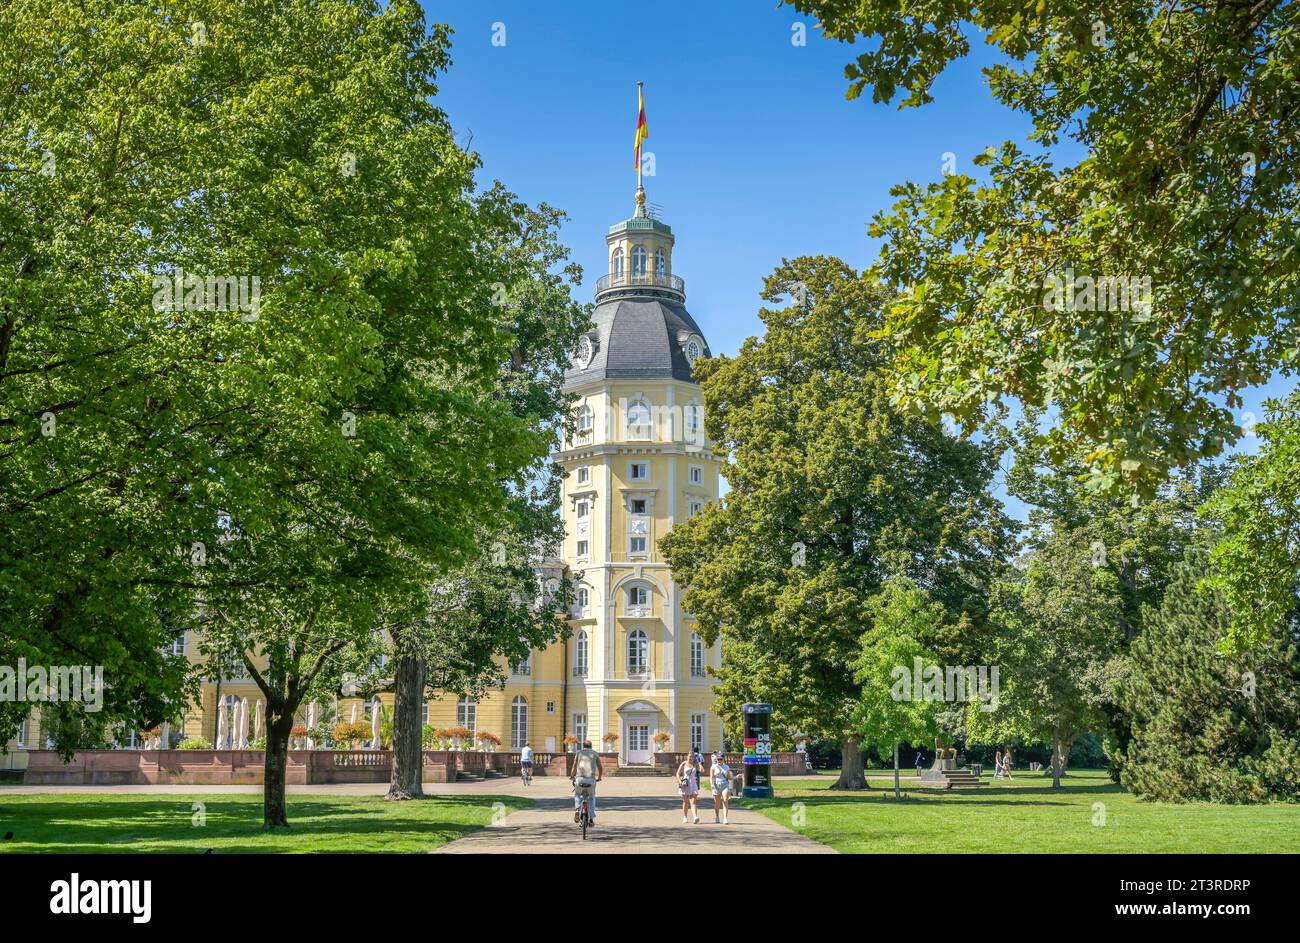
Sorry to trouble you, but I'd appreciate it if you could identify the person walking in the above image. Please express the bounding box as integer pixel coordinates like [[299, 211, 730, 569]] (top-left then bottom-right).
[[993, 749, 1004, 779], [708, 751, 734, 824], [914, 749, 924, 777], [676, 751, 702, 824]]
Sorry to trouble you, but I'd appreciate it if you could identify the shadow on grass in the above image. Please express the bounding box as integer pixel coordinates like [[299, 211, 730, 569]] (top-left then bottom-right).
[[0, 795, 531, 854]]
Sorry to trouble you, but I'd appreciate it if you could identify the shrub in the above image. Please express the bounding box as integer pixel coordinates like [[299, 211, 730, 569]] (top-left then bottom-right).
[[178, 736, 212, 750]]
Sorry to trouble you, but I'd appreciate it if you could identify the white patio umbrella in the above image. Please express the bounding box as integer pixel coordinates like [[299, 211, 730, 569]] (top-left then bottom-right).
[[238, 698, 249, 749], [305, 700, 316, 749], [216, 701, 228, 750], [350, 702, 360, 724], [370, 699, 381, 750], [254, 700, 264, 742]]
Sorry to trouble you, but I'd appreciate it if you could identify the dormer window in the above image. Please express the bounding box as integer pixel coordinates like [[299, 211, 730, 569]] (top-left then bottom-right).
[[654, 249, 666, 275], [611, 247, 624, 275], [631, 245, 647, 276]]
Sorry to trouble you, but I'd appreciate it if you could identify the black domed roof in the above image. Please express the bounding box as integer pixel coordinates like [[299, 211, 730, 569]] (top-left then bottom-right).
[[565, 297, 710, 387]]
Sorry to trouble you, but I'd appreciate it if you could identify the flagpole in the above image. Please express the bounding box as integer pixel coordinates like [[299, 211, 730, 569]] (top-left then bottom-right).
[[636, 81, 644, 193]]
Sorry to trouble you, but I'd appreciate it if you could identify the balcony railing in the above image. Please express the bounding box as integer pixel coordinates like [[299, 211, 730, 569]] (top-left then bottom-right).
[[595, 271, 685, 300]]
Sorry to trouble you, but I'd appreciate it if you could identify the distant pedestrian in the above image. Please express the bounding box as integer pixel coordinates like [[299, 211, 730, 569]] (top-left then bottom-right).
[[676, 752, 702, 824], [993, 749, 1004, 779], [914, 750, 924, 777]]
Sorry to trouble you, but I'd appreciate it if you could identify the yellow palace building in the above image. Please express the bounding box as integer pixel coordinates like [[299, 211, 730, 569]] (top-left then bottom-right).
[[421, 181, 724, 762], [2, 175, 724, 770]]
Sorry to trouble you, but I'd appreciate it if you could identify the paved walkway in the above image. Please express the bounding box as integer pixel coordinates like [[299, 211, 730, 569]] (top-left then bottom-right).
[[437, 774, 835, 854], [1, 774, 837, 853]]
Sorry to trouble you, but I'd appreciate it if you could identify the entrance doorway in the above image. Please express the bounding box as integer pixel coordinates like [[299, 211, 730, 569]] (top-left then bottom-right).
[[625, 721, 652, 764]]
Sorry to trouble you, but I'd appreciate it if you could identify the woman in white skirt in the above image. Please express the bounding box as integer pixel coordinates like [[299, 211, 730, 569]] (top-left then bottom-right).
[[676, 752, 702, 823], [708, 752, 734, 824]]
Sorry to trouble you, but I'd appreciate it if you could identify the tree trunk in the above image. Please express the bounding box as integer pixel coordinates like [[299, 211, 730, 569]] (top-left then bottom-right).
[[893, 743, 901, 799], [1051, 730, 1073, 790], [264, 713, 294, 828], [387, 653, 427, 800], [830, 738, 868, 789]]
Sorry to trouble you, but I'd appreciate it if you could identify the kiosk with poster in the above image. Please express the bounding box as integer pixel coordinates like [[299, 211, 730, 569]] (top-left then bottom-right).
[[741, 702, 774, 798]]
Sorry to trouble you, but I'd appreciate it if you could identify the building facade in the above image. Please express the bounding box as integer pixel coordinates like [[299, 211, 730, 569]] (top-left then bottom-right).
[[2, 188, 722, 769], [423, 187, 723, 762]]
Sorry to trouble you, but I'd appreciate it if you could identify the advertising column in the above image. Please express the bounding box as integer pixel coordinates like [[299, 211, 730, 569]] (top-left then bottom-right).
[[741, 702, 773, 798]]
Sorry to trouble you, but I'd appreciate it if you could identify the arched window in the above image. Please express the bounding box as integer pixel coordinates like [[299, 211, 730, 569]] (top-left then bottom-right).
[[690, 633, 706, 677], [611, 247, 624, 275], [574, 630, 589, 677], [511, 696, 528, 749], [575, 404, 593, 438], [457, 697, 477, 734], [686, 404, 703, 441], [654, 249, 666, 275], [577, 586, 590, 607], [626, 399, 652, 438], [631, 245, 647, 276], [628, 629, 649, 676]]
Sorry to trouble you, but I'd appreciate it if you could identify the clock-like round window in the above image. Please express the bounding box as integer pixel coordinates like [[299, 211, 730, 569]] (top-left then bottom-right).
[[575, 335, 594, 368], [686, 340, 701, 364]]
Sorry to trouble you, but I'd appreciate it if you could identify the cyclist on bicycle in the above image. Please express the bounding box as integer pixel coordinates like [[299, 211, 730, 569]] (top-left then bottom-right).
[[571, 739, 604, 826], [520, 743, 533, 784]]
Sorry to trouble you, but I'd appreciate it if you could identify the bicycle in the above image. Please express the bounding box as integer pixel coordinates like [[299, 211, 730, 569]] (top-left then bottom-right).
[[573, 778, 594, 840]]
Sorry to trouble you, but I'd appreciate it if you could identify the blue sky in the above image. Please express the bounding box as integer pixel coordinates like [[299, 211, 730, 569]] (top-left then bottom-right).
[[426, 1, 1289, 517]]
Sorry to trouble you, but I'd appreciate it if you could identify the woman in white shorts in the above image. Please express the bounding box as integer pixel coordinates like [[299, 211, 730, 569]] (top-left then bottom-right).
[[708, 752, 734, 824], [676, 752, 702, 823]]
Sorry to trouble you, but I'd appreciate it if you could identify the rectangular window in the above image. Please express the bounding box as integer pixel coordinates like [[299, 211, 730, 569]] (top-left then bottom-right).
[[576, 500, 589, 519], [457, 700, 477, 734], [511, 701, 528, 749], [688, 500, 703, 518], [630, 462, 648, 481], [631, 498, 647, 514], [630, 536, 647, 554], [689, 465, 703, 485], [547, 701, 556, 714], [576, 539, 589, 557], [629, 587, 648, 607], [573, 712, 588, 746], [576, 465, 590, 484], [690, 712, 705, 752]]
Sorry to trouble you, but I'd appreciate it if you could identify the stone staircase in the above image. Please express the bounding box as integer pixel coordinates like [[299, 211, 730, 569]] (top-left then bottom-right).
[[613, 764, 667, 777], [935, 768, 984, 789]]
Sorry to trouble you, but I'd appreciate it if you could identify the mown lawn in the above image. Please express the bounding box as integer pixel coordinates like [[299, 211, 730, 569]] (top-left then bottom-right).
[[744, 770, 1300, 853], [0, 793, 532, 853]]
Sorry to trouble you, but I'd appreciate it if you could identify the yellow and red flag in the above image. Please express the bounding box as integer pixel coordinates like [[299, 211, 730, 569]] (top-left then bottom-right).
[[634, 84, 648, 174]]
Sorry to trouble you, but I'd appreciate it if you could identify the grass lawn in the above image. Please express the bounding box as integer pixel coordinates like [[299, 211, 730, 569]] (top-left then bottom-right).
[[745, 770, 1300, 853], [0, 793, 532, 853]]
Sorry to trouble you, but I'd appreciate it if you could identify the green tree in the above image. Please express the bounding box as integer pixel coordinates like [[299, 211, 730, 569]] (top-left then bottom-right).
[[661, 256, 1014, 789], [0, 0, 571, 826], [851, 578, 944, 797], [972, 528, 1124, 788], [787, 0, 1299, 495], [384, 191, 588, 800], [1206, 388, 1300, 651], [1006, 421, 1227, 772], [1121, 548, 1300, 803]]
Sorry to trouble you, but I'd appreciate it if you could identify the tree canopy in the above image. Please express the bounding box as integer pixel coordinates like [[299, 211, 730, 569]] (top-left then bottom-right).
[[788, 0, 1300, 496]]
